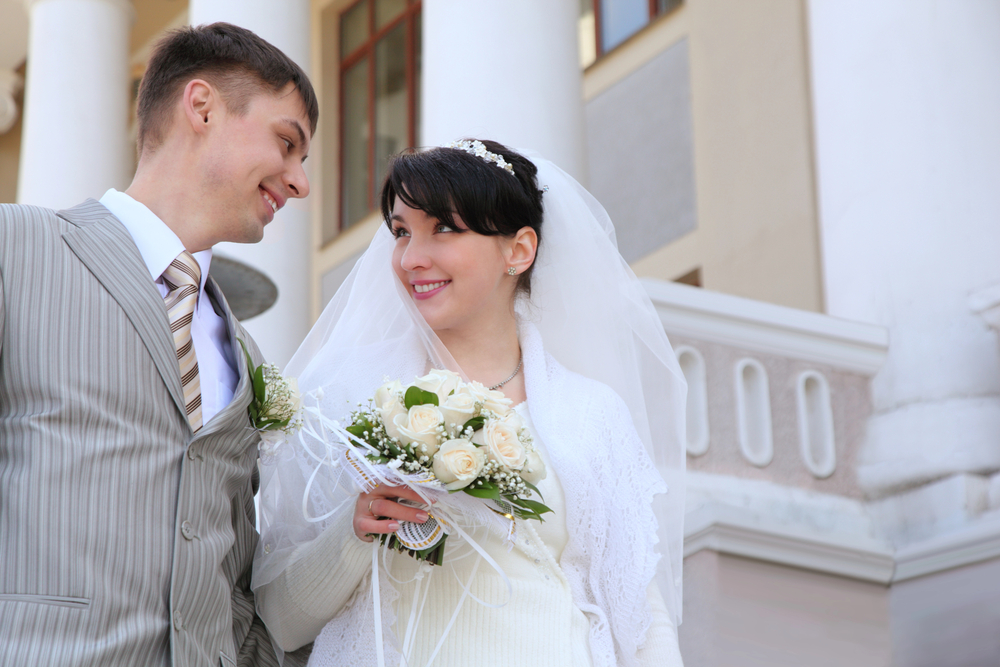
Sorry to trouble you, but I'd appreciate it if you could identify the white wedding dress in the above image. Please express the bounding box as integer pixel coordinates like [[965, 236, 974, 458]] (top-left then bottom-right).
[[252, 150, 687, 667], [255, 325, 683, 667]]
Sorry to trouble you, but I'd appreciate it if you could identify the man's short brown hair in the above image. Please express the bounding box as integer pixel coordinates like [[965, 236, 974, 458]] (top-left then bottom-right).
[[136, 22, 319, 154]]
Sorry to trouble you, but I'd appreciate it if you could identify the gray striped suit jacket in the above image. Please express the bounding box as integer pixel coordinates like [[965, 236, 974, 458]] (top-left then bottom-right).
[[0, 200, 279, 666]]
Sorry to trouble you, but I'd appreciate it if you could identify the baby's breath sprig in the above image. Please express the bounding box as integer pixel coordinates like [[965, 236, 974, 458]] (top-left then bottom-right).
[[239, 339, 303, 435]]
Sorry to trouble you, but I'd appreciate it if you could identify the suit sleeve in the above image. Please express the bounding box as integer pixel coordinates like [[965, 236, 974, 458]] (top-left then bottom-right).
[[0, 265, 5, 360]]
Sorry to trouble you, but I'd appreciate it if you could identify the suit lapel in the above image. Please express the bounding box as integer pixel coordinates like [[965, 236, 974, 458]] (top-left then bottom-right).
[[59, 200, 188, 423], [195, 276, 255, 439]]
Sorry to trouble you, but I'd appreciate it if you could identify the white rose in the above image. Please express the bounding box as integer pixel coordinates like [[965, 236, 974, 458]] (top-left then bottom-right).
[[501, 409, 525, 432], [374, 380, 406, 441], [466, 381, 513, 417], [395, 404, 444, 456], [432, 438, 486, 490], [520, 449, 547, 485], [374, 379, 403, 408], [472, 419, 526, 470], [440, 391, 477, 437], [413, 369, 462, 404]]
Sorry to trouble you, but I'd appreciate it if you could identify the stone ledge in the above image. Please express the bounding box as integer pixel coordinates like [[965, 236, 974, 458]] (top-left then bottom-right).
[[642, 278, 888, 374]]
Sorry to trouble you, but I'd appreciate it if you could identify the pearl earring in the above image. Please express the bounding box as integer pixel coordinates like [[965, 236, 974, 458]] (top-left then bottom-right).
[[507, 267, 517, 276]]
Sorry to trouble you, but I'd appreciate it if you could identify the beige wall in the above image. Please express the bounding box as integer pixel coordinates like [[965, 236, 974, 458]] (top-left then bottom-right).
[[586, 0, 824, 312], [681, 551, 892, 667], [0, 65, 22, 204]]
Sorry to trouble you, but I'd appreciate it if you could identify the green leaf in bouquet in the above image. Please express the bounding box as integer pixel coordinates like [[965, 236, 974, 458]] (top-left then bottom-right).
[[510, 497, 553, 517], [404, 386, 439, 409], [521, 479, 545, 502], [345, 416, 374, 440], [461, 481, 501, 500], [460, 416, 486, 436]]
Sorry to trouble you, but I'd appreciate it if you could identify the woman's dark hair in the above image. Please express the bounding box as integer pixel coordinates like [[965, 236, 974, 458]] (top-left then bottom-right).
[[379, 139, 544, 296]]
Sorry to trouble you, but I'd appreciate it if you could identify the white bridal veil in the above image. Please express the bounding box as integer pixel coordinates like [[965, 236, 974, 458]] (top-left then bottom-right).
[[252, 151, 687, 640]]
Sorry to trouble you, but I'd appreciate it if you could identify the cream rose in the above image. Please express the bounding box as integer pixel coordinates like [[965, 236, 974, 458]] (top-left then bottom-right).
[[466, 381, 513, 417], [500, 409, 525, 433], [472, 419, 526, 470], [394, 404, 444, 456], [432, 438, 486, 490], [374, 379, 403, 408], [520, 449, 547, 485], [413, 369, 462, 404], [374, 380, 407, 441], [439, 390, 477, 437]]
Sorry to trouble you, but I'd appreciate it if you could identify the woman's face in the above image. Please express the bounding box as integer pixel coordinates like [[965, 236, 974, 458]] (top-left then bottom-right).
[[390, 197, 515, 335]]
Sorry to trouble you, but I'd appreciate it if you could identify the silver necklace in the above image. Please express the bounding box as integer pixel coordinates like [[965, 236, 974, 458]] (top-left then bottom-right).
[[489, 353, 523, 391]]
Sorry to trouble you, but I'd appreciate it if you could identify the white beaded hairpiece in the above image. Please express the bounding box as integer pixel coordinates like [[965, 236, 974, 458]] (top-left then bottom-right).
[[445, 139, 516, 177]]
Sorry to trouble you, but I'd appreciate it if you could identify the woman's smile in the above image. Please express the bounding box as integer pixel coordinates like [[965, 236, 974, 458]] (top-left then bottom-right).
[[412, 280, 451, 299]]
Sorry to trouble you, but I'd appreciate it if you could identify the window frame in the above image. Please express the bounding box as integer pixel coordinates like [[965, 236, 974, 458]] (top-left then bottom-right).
[[591, 0, 680, 60], [338, 0, 422, 233]]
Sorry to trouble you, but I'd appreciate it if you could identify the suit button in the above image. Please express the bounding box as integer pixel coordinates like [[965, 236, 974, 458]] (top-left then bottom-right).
[[173, 610, 183, 631], [181, 520, 195, 540], [187, 448, 197, 460]]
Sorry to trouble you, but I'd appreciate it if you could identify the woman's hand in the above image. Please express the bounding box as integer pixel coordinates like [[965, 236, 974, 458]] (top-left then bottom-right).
[[353, 484, 430, 542]]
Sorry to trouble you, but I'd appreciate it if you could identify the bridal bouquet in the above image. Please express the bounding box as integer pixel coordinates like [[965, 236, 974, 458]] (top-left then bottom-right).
[[344, 369, 552, 565]]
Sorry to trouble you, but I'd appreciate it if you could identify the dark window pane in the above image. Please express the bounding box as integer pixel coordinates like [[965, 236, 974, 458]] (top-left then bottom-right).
[[414, 12, 422, 146], [342, 57, 371, 228], [341, 0, 370, 59], [601, 0, 648, 53], [374, 23, 408, 198], [375, 0, 406, 29]]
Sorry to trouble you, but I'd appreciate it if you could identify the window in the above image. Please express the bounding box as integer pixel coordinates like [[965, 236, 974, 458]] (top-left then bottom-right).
[[331, 0, 421, 240], [579, 0, 682, 67]]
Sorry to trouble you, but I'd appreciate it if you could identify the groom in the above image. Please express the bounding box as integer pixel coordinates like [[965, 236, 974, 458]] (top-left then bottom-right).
[[0, 23, 315, 666]]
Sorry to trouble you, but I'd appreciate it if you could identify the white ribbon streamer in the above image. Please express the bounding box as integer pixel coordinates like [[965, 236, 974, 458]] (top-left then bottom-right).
[[283, 396, 518, 667]]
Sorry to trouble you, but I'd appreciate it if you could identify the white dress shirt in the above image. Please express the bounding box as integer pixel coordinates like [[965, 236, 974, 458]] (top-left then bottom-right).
[[100, 189, 239, 425]]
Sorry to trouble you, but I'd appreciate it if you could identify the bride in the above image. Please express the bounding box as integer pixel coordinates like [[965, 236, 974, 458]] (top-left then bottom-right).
[[252, 140, 687, 666]]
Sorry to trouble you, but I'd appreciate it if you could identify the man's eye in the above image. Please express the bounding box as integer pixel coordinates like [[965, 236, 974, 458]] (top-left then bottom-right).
[[283, 138, 293, 150]]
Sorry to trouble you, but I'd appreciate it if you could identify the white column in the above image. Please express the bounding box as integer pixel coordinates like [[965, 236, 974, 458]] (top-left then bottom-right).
[[422, 0, 586, 182], [807, 0, 1000, 495], [17, 0, 132, 209], [189, 0, 313, 368]]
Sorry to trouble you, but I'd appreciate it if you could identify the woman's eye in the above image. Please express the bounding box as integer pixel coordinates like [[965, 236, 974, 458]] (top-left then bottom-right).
[[392, 227, 410, 238], [435, 224, 454, 233]]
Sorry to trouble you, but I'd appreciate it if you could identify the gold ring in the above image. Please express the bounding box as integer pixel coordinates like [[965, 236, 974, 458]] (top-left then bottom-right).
[[368, 499, 376, 515]]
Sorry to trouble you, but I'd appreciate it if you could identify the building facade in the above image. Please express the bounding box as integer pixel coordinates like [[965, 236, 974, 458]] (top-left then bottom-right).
[[2, 0, 1000, 664]]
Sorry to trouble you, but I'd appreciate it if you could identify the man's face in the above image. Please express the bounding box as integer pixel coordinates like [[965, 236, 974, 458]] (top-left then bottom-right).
[[201, 83, 312, 244]]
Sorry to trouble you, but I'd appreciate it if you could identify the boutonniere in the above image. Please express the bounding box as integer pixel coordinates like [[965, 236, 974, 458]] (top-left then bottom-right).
[[238, 339, 303, 455]]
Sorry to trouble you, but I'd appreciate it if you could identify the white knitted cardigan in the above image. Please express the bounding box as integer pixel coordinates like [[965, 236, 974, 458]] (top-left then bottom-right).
[[264, 323, 671, 666], [517, 323, 668, 665]]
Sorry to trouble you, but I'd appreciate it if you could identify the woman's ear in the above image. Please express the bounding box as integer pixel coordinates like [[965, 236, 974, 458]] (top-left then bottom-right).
[[506, 226, 538, 276]]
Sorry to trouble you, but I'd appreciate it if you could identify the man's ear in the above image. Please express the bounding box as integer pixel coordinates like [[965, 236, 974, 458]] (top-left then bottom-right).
[[182, 79, 218, 135]]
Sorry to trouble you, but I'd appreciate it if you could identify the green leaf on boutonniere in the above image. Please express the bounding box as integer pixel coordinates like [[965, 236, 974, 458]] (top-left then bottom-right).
[[404, 386, 438, 409], [252, 365, 266, 405]]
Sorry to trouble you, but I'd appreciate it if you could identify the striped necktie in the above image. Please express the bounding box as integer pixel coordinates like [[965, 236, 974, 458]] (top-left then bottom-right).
[[162, 251, 203, 432]]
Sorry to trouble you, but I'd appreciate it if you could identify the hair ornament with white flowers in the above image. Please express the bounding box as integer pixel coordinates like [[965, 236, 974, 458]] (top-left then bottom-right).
[[445, 139, 516, 176]]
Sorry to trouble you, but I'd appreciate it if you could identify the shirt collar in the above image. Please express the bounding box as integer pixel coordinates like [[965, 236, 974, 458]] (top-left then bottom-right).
[[99, 188, 212, 294]]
